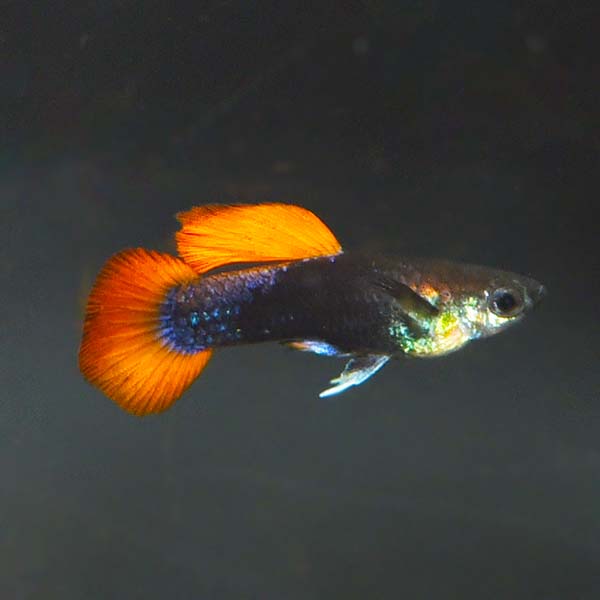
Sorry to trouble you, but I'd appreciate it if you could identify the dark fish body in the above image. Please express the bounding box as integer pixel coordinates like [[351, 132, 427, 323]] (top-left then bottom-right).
[[159, 251, 545, 360], [160, 254, 407, 356]]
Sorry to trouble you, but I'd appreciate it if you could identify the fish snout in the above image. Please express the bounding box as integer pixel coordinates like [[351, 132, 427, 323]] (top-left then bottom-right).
[[527, 282, 547, 308]]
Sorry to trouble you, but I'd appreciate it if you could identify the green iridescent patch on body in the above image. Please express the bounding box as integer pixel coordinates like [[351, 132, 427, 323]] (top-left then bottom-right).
[[458, 295, 484, 331], [388, 316, 450, 356], [389, 295, 487, 357]]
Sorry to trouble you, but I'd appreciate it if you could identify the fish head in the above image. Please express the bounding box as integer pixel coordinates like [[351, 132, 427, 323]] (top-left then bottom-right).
[[384, 257, 545, 356], [440, 264, 547, 339]]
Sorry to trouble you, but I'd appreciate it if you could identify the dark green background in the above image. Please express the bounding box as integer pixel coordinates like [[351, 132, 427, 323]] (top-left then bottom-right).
[[1, 2, 598, 598]]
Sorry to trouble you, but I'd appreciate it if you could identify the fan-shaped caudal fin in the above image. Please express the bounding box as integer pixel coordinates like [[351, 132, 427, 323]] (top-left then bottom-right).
[[78, 248, 212, 416], [175, 203, 343, 274]]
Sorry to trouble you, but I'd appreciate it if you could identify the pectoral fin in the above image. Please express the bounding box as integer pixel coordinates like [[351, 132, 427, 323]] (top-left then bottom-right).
[[374, 276, 438, 320], [319, 355, 390, 398]]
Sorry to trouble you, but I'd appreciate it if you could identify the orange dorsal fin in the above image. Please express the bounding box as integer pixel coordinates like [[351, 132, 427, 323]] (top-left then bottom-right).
[[79, 248, 212, 416], [175, 203, 343, 273]]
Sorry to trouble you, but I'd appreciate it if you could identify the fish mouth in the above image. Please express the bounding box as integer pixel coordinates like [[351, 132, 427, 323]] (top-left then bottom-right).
[[527, 282, 547, 307]]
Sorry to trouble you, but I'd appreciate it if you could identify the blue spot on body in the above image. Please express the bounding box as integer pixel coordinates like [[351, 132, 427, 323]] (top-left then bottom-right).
[[158, 286, 207, 354], [158, 265, 283, 353]]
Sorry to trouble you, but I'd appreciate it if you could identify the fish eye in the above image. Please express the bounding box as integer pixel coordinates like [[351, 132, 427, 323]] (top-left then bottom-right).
[[488, 287, 524, 318]]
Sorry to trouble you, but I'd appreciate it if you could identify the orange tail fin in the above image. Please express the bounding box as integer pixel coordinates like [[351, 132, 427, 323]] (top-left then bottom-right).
[[78, 249, 212, 416], [176, 203, 343, 273]]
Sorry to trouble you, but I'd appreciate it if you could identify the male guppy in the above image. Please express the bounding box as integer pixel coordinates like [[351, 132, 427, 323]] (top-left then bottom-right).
[[79, 203, 545, 415]]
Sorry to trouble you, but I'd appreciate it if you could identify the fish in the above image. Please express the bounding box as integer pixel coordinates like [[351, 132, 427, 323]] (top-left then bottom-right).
[[78, 203, 546, 416]]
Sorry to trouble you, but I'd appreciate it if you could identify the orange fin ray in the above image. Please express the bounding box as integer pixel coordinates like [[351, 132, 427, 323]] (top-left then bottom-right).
[[176, 203, 343, 273], [78, 248, 212, 416]]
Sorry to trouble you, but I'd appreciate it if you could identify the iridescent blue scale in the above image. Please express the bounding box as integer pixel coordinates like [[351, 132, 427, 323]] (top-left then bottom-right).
[[158, 265, 284, 354]]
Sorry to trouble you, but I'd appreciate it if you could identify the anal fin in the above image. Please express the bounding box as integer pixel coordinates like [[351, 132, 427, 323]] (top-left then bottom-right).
[[319, 355, 390, 398]]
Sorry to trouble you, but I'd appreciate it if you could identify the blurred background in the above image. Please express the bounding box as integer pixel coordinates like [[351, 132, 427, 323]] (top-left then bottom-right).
[[1, 1, 598, 598]]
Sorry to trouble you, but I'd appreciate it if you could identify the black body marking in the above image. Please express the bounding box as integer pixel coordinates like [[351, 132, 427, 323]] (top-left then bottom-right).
[[159, 254, 421, 355]]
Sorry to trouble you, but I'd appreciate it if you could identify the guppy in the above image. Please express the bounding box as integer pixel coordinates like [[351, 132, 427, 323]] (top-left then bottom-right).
[[79, 203, 545, 416]]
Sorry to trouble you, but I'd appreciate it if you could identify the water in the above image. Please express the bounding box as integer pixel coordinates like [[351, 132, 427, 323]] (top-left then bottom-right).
[[2, 2, 599, 598]]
